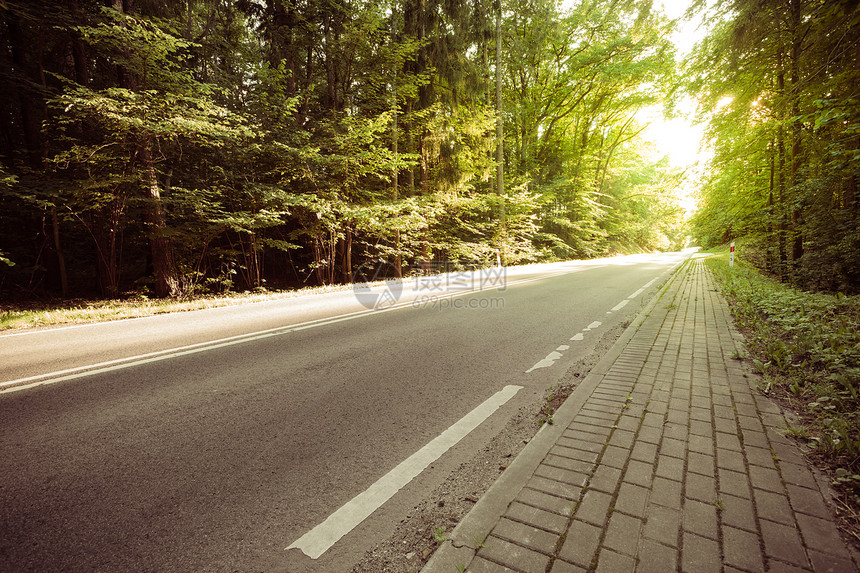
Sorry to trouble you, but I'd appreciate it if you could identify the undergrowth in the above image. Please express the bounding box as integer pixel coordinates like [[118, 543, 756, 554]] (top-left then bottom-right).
[[706, 252, 860, 518]]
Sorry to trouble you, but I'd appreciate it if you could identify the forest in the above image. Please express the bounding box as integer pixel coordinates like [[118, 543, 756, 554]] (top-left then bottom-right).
[[0, 0, 683, 299], [689, 0, 860, 293], [0, 0, 857, 301]]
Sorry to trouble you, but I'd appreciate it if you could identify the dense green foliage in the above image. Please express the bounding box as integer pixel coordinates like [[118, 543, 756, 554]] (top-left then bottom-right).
[[0, 0, 686, 299], [707, 252, 860, 500], [689, 0, 860, 293]]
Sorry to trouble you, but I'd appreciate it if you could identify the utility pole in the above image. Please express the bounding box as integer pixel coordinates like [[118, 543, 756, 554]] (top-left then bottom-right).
[[392, 0, 402, 277], [495, 0, 505, 261]]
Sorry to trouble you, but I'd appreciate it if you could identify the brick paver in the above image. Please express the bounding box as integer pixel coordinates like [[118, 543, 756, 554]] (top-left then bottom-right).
[[424, 257, 859, 573]]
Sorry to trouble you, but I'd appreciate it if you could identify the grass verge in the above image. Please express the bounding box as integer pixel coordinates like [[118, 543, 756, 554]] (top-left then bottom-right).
[[0, 285, 354, 332], [705, 251, 860, 544]]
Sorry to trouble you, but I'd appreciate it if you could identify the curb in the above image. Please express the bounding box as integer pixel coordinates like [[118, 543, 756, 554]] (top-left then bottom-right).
[[421, 258, 692, 572]]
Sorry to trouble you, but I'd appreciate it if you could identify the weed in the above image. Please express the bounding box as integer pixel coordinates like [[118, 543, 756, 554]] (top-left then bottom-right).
[[538, 403, 554, 426], [705, 253, 860, 521], [714, 497, 725, 510], [784, 422, 811, 440], [433, 527, 447, 543]]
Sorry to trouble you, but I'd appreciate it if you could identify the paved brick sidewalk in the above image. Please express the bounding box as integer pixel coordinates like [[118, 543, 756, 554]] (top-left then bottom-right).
[[423, 256, 858, 573]]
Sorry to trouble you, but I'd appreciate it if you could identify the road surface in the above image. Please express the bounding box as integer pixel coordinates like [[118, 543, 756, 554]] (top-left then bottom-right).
[[0, 252, 689, 572]]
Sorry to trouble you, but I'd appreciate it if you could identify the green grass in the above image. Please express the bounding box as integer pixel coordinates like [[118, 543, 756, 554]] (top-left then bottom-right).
[[705, 251, 860, 502], [0, 284, 355, 331]]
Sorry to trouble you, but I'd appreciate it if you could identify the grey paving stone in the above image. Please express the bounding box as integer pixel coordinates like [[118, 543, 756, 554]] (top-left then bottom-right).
[[748, 465, 783, 493], [624, 459, 654, 488], [631, 441, 658, 464], [535, 464, 589, 488], [468, 556, 519, 573], [690, 419, 713, 437], [650, 476, 683, 509], [544, 454, 595, 475], [716, 432, 743, 452], [656, 454, 685, 480], [614, 414, 641, 432], [558, 435, 603, 453], [807, 549, 857, 573], [667, 408, 690, 425], [689, 405, 711, 420], [661, 437, 687, 459], [614, 482, 649, 518], [770, 438, 807, 467], [763, 559, 811, 573], [681, 532, 721, 573], [589, 464, 622, 494], [574, 489, 612, 527], [550, 444, 600, 464], [492, 518, 559, 555], [713, 404, 737, 420], [685, 473, 717, 503], [738, 414, 764, 431], [636, 425, 663, 445], [720, 493, 757, 531], [778, 462, 819, 489], [505, 500, 570, 534], [714, 416, 739, 435], [548, 559, 587, 573], [476, 536, 550, 573], [722, 525, 765, 572], [515, 487, 576, 518], [663, 423, 690, 441], [795, 513, 853, 559], [599, 445, 630, 469], [688, 434, 716, 456], [566, 423, 611, 441], [644, 504, 681, 546], [741, 428, 770, 449], [716, 447, 746, 473], [784, 484, 831, 519], [683, 498, 719, 540], [608, 429, 636, 449], [527, 475, 582, 500], [753, 488, 794, 525], [594, 548, 635, 573], [719, 467, 752, 499], [759, 519, 810, 568], [687, 451, 715, 476], [603, 512, 642, 556], [637, 539, 679, 573], [558, 520, 601, 568], [579, 408, 619, 421], [745, 446, 778, 469]]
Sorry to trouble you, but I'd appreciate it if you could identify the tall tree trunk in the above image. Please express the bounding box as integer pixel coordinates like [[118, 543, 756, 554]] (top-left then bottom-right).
[[139, 143, 177, 297], [5, 11, 43, 170], [788, 0, 804, 265], [776, 44, 788, 277]]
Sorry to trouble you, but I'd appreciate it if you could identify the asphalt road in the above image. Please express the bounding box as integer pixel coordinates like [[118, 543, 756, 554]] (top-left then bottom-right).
[[0, 252, 689, 572]]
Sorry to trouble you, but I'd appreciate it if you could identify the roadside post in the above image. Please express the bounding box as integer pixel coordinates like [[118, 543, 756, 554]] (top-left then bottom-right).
[[730, 241, 735, 267]]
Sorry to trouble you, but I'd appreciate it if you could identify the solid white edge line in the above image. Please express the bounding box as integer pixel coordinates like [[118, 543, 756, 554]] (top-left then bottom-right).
[[611, 299, 630, 312], [285, 384, 523, 559]]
